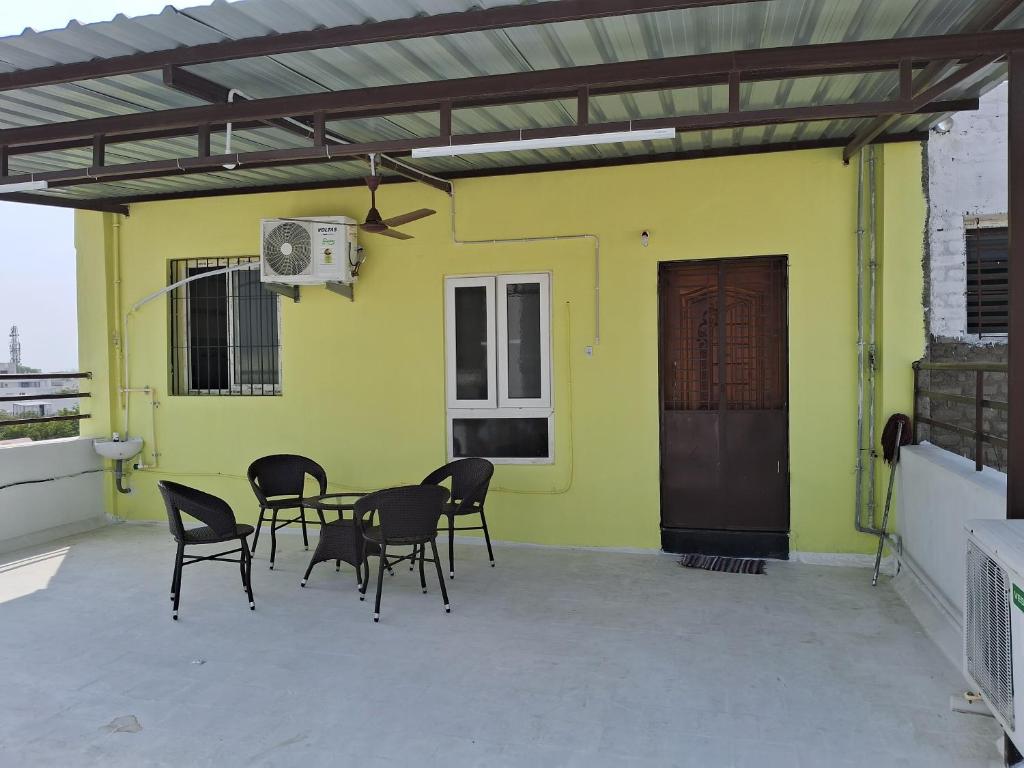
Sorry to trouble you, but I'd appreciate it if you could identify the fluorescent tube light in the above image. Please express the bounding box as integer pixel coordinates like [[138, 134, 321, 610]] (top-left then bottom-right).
[[0, 180, 49, 193], [411, 128, 676, 158]]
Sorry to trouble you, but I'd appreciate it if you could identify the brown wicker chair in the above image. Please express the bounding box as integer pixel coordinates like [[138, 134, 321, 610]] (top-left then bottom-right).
[[421, 458, 495, 578], [356, 485, 450, 623], [247, 454, 327, 570], [158, 480, 255, 621]]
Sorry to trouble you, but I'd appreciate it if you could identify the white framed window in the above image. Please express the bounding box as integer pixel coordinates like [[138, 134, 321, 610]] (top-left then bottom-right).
[[444, 273, 553, 464]]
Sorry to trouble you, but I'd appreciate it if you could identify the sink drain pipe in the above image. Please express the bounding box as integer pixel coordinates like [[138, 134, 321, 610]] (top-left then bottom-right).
[[114, 459, 132, 494]]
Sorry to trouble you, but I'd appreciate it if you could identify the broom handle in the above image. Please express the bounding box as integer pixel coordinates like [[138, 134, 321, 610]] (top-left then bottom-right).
[[872, 421, 903, 586]]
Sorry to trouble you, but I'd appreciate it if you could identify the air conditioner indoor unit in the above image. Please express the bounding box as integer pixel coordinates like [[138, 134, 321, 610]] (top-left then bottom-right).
[[964, 519, 1024, 752], [260, 216, 358, 285]]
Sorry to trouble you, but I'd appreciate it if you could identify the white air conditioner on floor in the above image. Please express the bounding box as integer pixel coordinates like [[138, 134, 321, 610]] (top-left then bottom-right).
[[964, 519, 1024, 752], [260, 216, 358, 285]]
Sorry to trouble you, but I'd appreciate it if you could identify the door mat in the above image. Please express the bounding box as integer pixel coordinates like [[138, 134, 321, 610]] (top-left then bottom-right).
[[679, 554, 766, 575]]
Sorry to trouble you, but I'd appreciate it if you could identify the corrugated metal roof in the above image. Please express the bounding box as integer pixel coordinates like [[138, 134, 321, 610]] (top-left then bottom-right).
[[0, 0, 1017, 204]]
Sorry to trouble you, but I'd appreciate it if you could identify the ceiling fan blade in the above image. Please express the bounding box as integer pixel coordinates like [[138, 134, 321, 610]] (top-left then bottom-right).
[[380, 208, 436, 229], [377, 228, 414, 241]]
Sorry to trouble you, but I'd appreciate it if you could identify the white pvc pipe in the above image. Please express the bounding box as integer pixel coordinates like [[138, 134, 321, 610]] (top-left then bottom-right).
[[449, 186, 601, 345], [122, 262, 260, 467]]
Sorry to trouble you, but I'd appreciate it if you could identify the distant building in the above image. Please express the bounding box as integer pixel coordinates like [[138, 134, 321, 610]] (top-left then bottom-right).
[[0, 361, 79, 416]]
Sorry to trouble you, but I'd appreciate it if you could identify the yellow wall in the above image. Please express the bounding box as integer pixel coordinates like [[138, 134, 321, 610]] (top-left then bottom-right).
[[76, 144, 926, 553]]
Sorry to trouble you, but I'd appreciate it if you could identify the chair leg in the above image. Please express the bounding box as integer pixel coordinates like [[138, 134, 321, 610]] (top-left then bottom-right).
[[300, 509, 309, 551], [251, 507, 265, 553], [410, 543, 417, 572], [448, 514, 456, 579], [359, 541, 369, 600], [242, 540, 255, 610], [336, 559, 341, 572], [170, 546, 179, 601], [300, 554, 317, 587], [480, 510, 495, 567], [430, 539, 450, 614], [419, 544, 427, 594], [172, 543, 184, 620], [373, 544, 387, 623], [239, 542, 248, 590], [269, 509, 279, 570]]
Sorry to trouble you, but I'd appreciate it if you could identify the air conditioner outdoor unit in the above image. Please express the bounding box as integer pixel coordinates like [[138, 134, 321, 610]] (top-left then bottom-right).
[[964, 519, 1024, 751], [260, 216, 358, 285]]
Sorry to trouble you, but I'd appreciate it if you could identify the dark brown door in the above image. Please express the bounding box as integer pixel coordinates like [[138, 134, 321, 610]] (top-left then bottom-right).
[[658, 257, 789, 556]]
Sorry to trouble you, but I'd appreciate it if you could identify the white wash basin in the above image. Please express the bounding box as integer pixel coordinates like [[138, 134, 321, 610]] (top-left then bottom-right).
[[93, 437, 143, 461]]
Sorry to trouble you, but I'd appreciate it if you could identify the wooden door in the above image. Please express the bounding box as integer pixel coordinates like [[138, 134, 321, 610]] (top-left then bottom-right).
[[658, 257, 789, 557]]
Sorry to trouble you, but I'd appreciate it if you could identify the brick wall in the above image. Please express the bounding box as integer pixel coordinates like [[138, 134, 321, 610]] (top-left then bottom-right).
[[927, 82, 1007, 342], [923, 84, 1008, 471]]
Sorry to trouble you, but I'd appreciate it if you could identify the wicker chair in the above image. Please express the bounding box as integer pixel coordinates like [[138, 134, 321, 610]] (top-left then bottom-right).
[[356, 485, 450, 623], [158, 480, 255, 621], [421, 458, 495, 578], [247, 454, 327, 570]]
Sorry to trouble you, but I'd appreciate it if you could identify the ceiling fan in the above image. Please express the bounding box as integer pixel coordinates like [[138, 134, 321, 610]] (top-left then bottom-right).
[[359, 154, 436, 240]]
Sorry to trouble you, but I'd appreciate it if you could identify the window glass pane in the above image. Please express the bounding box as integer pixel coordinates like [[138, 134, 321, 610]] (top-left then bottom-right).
[[452, 417, 549, 459], [188, 267, 229, 391], [505, 282, 542, 399], [232, 269, 280, 387], [454, 286, 489, 400]]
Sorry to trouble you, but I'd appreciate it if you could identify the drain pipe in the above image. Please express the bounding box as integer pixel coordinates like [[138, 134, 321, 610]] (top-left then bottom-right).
[[114, 459, 131, 494], [866, 145, 880, 530], [855, 150, 867, 532], [854, 147, 884, 538]]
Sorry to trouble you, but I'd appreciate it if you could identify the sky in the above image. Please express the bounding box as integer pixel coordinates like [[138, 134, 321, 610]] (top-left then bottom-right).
[[0, 1, 218, 371]]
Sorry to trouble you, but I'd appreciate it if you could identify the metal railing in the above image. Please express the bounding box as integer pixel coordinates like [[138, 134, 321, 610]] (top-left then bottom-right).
[[912, 360, 1008, 472], [0, 372, 91, 426]]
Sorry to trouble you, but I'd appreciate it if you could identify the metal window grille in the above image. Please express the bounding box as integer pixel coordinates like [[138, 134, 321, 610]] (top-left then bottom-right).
[[966, 226, 1009, 336], [169, 257, 281, 396]]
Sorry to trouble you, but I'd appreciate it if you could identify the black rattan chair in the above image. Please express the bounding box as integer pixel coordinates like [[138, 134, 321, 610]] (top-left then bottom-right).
[[357, 485, 450, 623], [158, 480, 255, 621], [421, 458, 495, 578], [247, 454, 327, 570]]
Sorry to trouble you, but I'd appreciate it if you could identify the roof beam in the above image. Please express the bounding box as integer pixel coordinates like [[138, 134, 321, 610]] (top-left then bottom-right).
[[0, 193, 129, 215], [842, 0, 1023, 161], [0, 0, 768, 93], [6, 61, 933, 158], [70, 132, 933, 207], [0, 99, 977, 191], [911, 55, 1004, 109], [0, 28, 1017, 151], [161, 65, 452, 195]]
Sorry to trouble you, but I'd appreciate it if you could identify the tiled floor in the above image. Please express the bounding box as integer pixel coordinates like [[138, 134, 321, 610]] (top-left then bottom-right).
[[0, 524, 1002, 767]]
